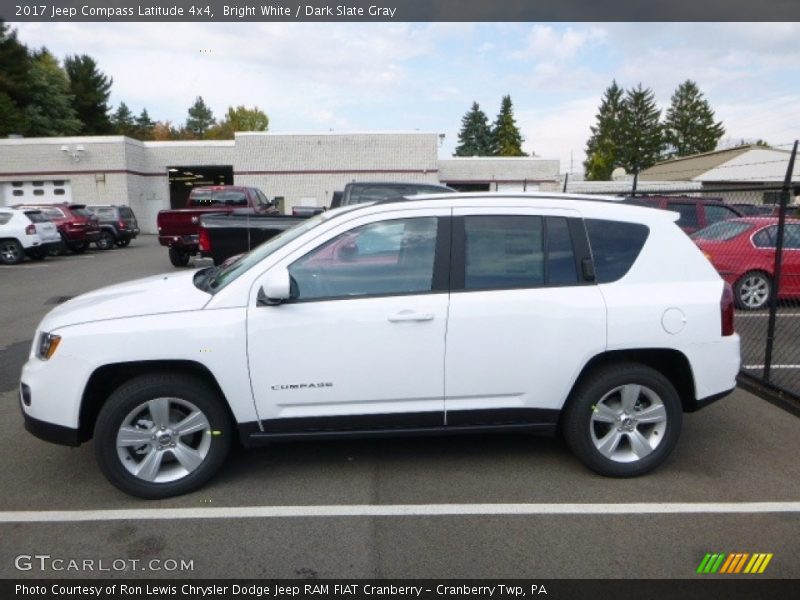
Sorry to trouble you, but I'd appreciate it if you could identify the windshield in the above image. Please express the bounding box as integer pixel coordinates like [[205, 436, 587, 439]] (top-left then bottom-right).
[[691, 220, 751, 241]]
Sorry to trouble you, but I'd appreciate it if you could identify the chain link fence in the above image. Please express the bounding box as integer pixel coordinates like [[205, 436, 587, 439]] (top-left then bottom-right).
[[562, 141, 799, 409]]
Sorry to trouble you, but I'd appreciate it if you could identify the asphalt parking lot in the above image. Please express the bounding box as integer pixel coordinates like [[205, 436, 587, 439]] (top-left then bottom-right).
[[0, 236, 799, 579]]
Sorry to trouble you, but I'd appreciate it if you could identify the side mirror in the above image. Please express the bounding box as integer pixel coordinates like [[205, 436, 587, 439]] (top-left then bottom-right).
[[257, 268, 291, 306]]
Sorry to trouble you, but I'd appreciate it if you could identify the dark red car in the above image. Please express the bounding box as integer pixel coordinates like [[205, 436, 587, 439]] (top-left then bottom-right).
[[692, 217, 800, 310], [16, 203, 102, 253], [623, 196, 743, 234]]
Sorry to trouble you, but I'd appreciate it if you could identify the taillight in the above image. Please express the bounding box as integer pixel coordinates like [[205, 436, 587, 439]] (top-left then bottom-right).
[[199, 227, 211, 252], [721, 282, 735, 336], [25, 224, 36, 235], [118, 219, 126, 230]]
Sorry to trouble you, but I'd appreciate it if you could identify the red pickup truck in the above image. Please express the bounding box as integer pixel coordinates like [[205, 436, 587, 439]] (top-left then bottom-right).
[[157, 185, 278, 266]]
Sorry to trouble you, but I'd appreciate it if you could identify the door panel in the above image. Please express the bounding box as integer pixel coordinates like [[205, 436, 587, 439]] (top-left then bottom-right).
[[247, 209, 450, 430], [445, 208, 607, 420]]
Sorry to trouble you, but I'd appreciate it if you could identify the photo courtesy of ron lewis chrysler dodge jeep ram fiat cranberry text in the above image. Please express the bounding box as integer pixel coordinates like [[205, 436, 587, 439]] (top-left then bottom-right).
[[19, 193, 740, 498]]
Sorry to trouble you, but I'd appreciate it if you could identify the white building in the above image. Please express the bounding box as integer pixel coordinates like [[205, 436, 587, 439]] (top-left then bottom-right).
[[0, 132, 560, 234]]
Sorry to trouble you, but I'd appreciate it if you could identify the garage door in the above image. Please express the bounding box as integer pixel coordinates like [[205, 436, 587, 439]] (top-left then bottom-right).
[[1, 180, 72, 206]]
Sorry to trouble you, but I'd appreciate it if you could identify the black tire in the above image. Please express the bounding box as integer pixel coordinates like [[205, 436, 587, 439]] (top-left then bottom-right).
[[169, 246, 190, 267], [94, 374, 232, 499], [48, 242, 66, 256], [96, 231, 116, 250], [562, 363, 682, 477], [0, 239, 25, 265], [734, 270, 772, 311], [116, 238, 131, 247]]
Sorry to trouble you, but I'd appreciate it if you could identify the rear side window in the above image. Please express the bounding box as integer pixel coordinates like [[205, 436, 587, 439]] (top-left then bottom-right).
[[94, 208, 116, 220], [119, 207, 134, 218], [585, 219, 649, 283], [705, 204, 741, 224], [70, 207, 92, 217], [189, 190, 247, 206], [24, 211, 48, 223], [753, 226, 777, 248], [462, 216, 578, 290], [666, 203, 698, 228]]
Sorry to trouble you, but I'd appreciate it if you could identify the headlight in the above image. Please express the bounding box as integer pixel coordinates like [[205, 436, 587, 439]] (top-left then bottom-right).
[[36, 332, 61, 360]]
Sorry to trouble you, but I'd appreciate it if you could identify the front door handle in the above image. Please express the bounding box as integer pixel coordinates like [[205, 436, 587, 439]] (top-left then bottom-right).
[[388, 310, 435, 322]]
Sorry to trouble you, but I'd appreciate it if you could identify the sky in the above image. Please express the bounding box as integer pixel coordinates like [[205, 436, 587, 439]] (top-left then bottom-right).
[[10, 21, 800, 174]]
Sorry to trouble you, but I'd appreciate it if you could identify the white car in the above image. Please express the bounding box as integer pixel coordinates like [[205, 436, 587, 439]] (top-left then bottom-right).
[[19, 194, 741, 498], [0, 208, 61, 264]]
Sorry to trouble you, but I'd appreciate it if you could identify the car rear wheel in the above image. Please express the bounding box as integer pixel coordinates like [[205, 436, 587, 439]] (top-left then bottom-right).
[[94, 374, 232, 499], [96, 231, 116, 250], [734, 271, 772, 310], [116, 238, 131, 247], [563, 363, 682, 477], [0, 239, 24, 264], [169, 246, 190, 267]]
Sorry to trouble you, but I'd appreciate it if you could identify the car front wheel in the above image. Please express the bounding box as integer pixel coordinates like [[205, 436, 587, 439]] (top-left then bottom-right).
[[734, 271, 772, 310], [563, 363, 682, 477], [94, 374, 232, 498]]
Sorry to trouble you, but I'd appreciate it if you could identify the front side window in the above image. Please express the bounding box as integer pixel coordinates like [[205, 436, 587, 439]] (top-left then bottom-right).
[[289, 217, 438, 300]]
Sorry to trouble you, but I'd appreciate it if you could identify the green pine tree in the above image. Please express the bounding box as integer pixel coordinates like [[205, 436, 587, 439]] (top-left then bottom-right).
[[185, 96, 216, 138], [663, 80, 725, 158], [23, 50, 82, 137], [134, 108, 155, 140], [64, 54, 113, 135], [617, 84, 664, 174], [491, 95, 527, 157], [454, 101, 493, 156], [583, 81, 625, 181], [111, 102, 136, 137]]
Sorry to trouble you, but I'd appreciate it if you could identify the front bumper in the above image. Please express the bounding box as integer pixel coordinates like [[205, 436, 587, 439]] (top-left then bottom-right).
[[23, 411, 80, 446]]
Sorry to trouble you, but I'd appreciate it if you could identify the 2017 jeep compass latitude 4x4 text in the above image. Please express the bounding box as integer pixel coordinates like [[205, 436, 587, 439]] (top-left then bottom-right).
[[20, 193, 740, 498]]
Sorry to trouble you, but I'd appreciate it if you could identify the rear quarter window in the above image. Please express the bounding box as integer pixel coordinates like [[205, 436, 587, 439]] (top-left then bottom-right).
[[585, 219, 650, 283], [0, 213, 12, 225]]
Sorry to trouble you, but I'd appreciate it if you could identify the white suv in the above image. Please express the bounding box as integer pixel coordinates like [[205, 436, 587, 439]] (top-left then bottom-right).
[[19, 194, 741, 498], [0, 208, 61, 264]]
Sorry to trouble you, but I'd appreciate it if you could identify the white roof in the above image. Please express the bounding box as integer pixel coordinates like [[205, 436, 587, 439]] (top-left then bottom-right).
[[695, 148, 797, 183]]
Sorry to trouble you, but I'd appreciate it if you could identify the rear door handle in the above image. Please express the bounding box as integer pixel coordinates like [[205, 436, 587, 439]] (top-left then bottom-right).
[[388, 310, 435, 322]]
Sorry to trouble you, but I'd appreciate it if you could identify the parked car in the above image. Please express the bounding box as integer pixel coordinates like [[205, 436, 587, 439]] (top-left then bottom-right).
[[15, 203, 102, 253], [20, 193, 739, 498], [0, 208, 61, 264], [86, 205, 140, 249], [157, 186, 279, 267], [692, 217, 800, 310], [336, 181, 456, 207], [734, 203, 782, 217], [199, 212, 306, 266], [621, 195, 743, 234]]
